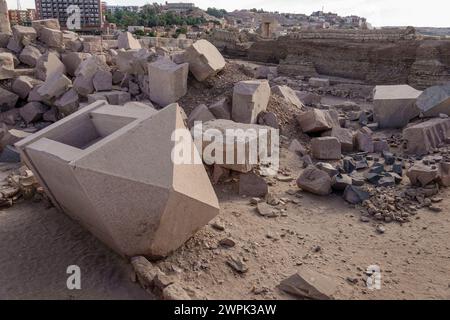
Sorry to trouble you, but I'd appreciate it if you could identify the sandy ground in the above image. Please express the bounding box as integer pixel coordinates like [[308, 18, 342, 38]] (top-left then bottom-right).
[[1, 148, 448, 300]]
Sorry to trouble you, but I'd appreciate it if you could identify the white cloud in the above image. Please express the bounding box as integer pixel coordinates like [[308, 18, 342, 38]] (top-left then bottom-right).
[[6, 0, 450, 27]]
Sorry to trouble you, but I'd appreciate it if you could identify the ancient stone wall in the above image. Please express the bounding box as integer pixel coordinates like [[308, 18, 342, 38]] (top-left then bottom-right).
[[287, 28, 418, 41], [139, 37, 193, 49]]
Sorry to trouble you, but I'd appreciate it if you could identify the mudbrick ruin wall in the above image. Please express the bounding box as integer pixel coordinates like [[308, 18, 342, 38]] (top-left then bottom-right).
[[210, 29, 450, 89]]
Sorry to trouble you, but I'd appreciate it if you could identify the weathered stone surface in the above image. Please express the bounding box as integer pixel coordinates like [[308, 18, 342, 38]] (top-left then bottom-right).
[[19, 45, 42, 67], [197, 119, 277, 173], [311, 137, 341, 160], [0, 33, 10, 48], [322, 127, 354, 152], [40, 27, 63, 48], [316, 162, 339, 177], [257, 111, 279, 129], [407, 163, 439, 187], [0, 52, 14, 80], [87, 91, 131, 105], [0, 145, 20, 163], [343, 185, 370, 204], [117, 32, 141, 50], [16, 102, 220, 257], [297, 109, 339, 133], [373, 140, 389, 153], [73, 56, 109, 96], [438, 162, 450, 187], [403, 118, 450, 155], [331, 174, 352, 191], [184, 39, 225, 81], [0, 87, 19, 111], [232, 80, 271, 124], [239, 172, 268, 197], [295, 91, 321, 106], [373, 85, 422, 128], [61, 52, 91, 76], [148, 59, 188, 106], [297, 166, 332, 196], [416, 82, 450, 117], [54, 88, 79, 116], [12, 25, 37, 46], [288, 139, 307, 155], [208, 97, 231, 120], [115, 48, 157, 75], [0, 126, 31, 149], [0, 108, 20, 125], [37, 73, 72, 100], [12, 76, 42, 99], [93, 70, 113, 92], [6, 36, 22, 53], [278, 269, 337, 300], [43, 107, 58, 122], [0, 0, 12, 34], [355, 129, 374, 153], [272, 85, 304, 108], [32, 19, 60, 35], [309, 77, 330, 87], [19, 102, 48, 123], [35, 52, 66, 81], [187, 104, 216, 128]]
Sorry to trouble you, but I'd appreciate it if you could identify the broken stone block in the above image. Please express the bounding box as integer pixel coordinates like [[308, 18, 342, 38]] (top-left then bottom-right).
[[208, 97, 231, 120], [43, 107, 58, 122], [35, 52, 66, 81], [37, 73, 72, 100], [148, 59, 188, 106], [288, 139, 306, 156], [72, 56, 108, 96], [0, 108, 20, 125], [87, 91, 131, 105], [278, 269, 337, 300], [32, 19, 60, 35], [373, 85, 422, 129], [309, 77, 330, 87], [297, 109, 339, 133], [40, 27, 63, 48], [93, 70, 113, 92], [6, 36, 23, 53], [12, 25, 37, 46], [19, 101, 48, 123], [373, 140, 389, 153], [184, 39, 225, 82], [311, 137, 341, 160], [117, 32, 141, 50], [295, 91, 321, 106], [331, 174, 352, 191], [322, 127, 354, 152], [16, 102, 219, 257], [61, 52, 91, 76], [0, 51, 14, 80], [438, 162, 450, 187], [316, 162, 339, 177], [272, 85, 304, 108], [187, 104, 216, 128], [19, 45, 42, 67], [403, 118, 450, 156], [0, 145, 20, 163], [115, 49, 157, 75], [238, 172, 268, 197], [0, 87, 19, 111], [197, 119, 277, 173], [416, 83, 450, 117], [343, 185, 370, 204], [296, 166, 332, 196], [406, 164, 439, 187], [1, 125, 32, 149], [54, 88, 79, 116], [12, 76, 42, 99], [232, 80, 271, 124], [257, 111, 279, 129], [355, 130, 374, 153]]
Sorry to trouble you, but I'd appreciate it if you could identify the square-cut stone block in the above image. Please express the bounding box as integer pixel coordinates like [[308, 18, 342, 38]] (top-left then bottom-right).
[[16, 101, 219, 258]]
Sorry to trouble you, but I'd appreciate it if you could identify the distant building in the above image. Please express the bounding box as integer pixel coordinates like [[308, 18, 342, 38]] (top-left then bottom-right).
[[35, 0, 103, 30], [8, 9, 36, 26], [163, 2, 195, 13], [106, 5, 141, 14]]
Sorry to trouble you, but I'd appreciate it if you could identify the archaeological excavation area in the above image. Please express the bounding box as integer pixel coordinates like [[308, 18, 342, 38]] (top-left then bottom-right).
[[1, 16, 450, 301]]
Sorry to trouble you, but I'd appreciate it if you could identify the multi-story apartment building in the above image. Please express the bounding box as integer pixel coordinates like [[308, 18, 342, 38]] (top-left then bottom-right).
[[8, 9, 36, 26], [35, 0, 103, 30], [106, 5, 141, 14], [163, 2, 195, 13]]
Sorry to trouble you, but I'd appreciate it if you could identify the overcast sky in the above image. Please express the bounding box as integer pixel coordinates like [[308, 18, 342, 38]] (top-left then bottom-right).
[[6, 0, 450, 27]]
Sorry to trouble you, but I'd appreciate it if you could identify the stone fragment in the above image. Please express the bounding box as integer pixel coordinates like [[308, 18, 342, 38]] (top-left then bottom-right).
[[187, 104, 216, 128], [257, 111, 279, 129], [226, 255, 248, 273], [297, 166, 332, 196], [406, 164, 439, 187], [0, 108, 20, 125], [238, 172, 268, 197], [316, 162, 339, 177], [438, 162, 450, 187], [331, 174, 352, 191], [61, 52, 91, 76], [373, 85, 422, 128], [11, 76, 42, 100], [343, 157, 356, 174], [0, 87, 19, 111], [117, 32, 141, 50], [37, 73, 72, 100], [43, 108, 58, 122], [54, 89, 79, 116], [297, 109, 339, 133], [208, 97, 231, 120], [373, 140, 389, 153], [0, 52, 14, 80], [148, 59, 188, 106], [40, 27, 63, 47], [184, 39, 225, 81], [93, 70, 113, 92], [19, 45, 41, 67], [288, 139, 306, 156], [12, 25, 36, 46], [295, 91, 321, 106], [416, 83, 450, 117], [232, 80, 270, 124], [32, 19, 60, 35], [343, 185, 370, 204], [278, 269, 337, 300], [0, 145, 20, 163], [35, 52, 66, 81], [309, 77, 330, 87], [403, 118, 450, 156], [355, 130, 374, 153], [322, 127, 354, 152], [311, 137, 341, 160], [272, 85, 304, 108], [87, 91, 131, 105], [19, 102, 48, 123], [162, 284, 191, 300], [6, 36, 23, 53]]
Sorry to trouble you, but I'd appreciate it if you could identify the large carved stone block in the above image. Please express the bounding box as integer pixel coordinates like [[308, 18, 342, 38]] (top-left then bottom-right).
[[16, 101, 219, 258]]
